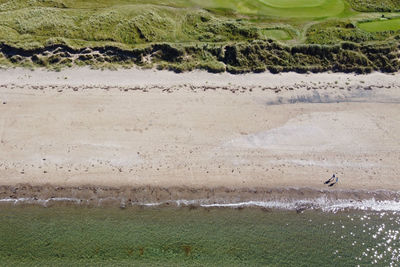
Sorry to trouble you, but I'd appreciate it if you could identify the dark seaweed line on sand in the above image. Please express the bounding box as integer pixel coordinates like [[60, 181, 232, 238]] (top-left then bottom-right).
[[2, 81, 399, 105], [1, 40, 399, 74]]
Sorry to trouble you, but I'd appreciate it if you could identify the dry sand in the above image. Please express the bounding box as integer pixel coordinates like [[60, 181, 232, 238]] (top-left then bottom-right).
[[0, 68, 399, 199]]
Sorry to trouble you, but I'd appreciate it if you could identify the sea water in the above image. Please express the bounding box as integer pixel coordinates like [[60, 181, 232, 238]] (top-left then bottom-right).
[[0, 205, 399, 266]]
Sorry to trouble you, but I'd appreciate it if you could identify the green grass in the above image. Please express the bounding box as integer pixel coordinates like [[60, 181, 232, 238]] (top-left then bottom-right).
[[0, 0, 397, 48], [358, 17, 400, 32], [0, 0, 372, 49], [261, 0, 326, 8], [0, 0, 399, 72], [347, 0, 400, 12], [0, 1, 266, 48], [305, 20, 394, 44], [262, 29, 293, 40], [192, 0, 347, 18]]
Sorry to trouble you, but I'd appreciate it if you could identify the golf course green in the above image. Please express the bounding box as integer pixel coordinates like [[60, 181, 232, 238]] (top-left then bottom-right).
[[262, 29, 293, 40], [191, 0, 346, 18], [261, 0, 327, 8], [358, 17, 400, 32]]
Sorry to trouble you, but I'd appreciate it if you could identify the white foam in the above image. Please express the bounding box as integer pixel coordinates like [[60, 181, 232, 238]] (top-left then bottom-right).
[[1, 196, 400, 212], [135, 197, 400, 213], [199, 197, 400, 213], [0, 197, 82, 206]]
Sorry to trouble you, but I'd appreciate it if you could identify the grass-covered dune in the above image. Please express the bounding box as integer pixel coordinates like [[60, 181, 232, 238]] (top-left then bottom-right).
[[347, 0, 400, 12], [0, 0, 399, 73]]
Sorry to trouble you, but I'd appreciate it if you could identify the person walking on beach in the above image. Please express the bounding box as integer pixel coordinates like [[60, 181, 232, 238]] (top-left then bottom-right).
[[324, 174, 335, 184], [328, 176, 338, 187], [324, 174, 339, 187]]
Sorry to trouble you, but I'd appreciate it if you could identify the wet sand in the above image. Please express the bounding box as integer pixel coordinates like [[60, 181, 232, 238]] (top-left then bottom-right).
[[0, 68, 399, 203]]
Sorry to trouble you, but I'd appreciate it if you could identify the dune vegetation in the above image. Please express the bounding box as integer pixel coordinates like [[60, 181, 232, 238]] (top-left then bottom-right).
[[347, 0, 400, 12], [0, 0, 399, 73]]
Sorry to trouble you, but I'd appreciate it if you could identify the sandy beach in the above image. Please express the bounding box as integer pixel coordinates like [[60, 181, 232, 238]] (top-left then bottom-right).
[[0, 68, 399, 204]]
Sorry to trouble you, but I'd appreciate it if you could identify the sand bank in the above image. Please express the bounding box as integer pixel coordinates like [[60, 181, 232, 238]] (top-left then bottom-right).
[[0, 68, 399, 200]]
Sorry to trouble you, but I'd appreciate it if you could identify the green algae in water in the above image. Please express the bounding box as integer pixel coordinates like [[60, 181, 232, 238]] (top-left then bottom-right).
[[0, 206, 399, 266]]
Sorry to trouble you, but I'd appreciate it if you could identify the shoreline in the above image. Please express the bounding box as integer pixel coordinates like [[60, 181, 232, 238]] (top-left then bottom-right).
[[0, 68, 399, 202], [1, 184, 400, 212]]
